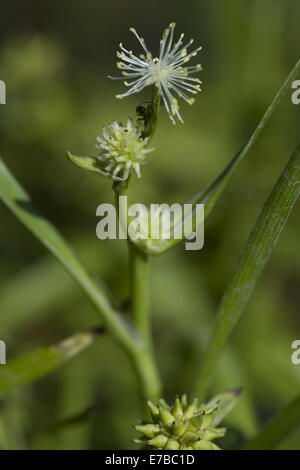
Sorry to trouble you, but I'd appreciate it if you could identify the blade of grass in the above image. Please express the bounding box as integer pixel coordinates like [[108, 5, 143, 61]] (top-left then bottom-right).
[[0, 158, 136, 354], [242, 394, 300, 450], [0, 330, 102, 395], [0, 235, 122, 334], [188, 58, 300, 219], [0, 160, 162, 402], [142, 58, 300, 255], [197, 143, 300, 401]]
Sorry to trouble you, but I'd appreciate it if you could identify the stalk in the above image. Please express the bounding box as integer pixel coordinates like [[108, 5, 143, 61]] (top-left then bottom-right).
[[142, 85, 161, 143], [114, 181, 162, 402], [129, 243, 151, 345]]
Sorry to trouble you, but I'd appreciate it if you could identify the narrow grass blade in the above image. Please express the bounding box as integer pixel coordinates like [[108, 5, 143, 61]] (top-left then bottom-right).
[[188, 58, 300, 219], [242, 394, 300, 449], [144, 58, 300, 255], [0, 158, 136, 353], [0, 330, 101, 395], [197, 143, 300, 401]]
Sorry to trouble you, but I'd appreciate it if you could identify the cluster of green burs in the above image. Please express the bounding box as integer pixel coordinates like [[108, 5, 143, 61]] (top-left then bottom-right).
[[134, 395, 226, 450]]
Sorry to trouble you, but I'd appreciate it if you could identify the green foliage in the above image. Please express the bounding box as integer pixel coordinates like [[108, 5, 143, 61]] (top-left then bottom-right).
[[0, 0, 300, 450], [243, 393, 300, 450], [0, 331, 99, 395], [0, 158, 136, 353], [197, 143, 300, 400]]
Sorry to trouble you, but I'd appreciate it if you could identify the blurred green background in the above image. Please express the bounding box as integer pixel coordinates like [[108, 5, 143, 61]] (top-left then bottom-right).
[[0, 0, 300, 449]]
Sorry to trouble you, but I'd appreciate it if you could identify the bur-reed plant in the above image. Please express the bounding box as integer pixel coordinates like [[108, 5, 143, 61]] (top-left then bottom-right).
[[0, 23, 300, 450]]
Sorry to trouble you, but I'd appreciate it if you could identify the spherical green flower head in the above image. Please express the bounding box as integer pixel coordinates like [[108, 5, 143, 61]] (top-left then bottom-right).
[[134, 395, 226, 450]]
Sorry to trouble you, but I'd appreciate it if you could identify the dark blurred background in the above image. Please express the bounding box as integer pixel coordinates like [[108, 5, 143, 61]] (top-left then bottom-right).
[[0, 0, 299, 449]]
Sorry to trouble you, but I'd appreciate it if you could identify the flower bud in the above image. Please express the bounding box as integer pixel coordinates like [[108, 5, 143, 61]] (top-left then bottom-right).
[[134, 424, 161, 439], [147, 434, 168, 448], [193, 439, 220, 450], [165, 439, 180, 450], [158, 407, 175, 426], [172, 396, 183, 418], [147, 400, 160, 420]]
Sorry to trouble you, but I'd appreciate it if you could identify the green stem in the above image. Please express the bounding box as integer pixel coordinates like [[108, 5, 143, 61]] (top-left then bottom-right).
[[197, 143, 300, 402], [242, 394, 300, 450], [132, 346, 162, 403], [142, 85, 161, 143], [128, 237, 162, 402], [114, 183, 162, 402], [111, 84, 163, 403], [129, 243, 151, 345], [129, 243, 162, 402]]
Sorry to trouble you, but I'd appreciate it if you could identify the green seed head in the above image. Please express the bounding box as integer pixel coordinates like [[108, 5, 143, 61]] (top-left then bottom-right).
[[134, 394, 227, 450]]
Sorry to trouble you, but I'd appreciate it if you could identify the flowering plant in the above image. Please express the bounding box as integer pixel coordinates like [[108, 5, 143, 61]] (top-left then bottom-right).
[[0, 21, 300, 451]]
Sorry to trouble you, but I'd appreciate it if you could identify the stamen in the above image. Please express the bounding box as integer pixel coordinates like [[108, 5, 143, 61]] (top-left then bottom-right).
[[129, 27, 150, 55], [111, 23, 202, 124]]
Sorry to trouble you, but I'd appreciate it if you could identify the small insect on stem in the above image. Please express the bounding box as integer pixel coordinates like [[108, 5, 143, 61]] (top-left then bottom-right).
[[136, 103, 153, 128]]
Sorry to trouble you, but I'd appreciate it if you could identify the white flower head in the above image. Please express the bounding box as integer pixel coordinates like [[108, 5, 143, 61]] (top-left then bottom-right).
[[96, 118, 154, 181], [110, 22, 202, 124]]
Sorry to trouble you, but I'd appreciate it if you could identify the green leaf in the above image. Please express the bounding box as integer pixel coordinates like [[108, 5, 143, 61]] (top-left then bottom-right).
[[66, 151, 109, 178], [0, 158, 136, 354], [0, 158, 162, 402], [0, 330, 100, 395], [243, 394, 300, 450], [0, 234, 125, 335], [138, 58, 300, 256], [197, 143, 300, 401], [204, 388, 242, 427], [188, 58, 300, 221]]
